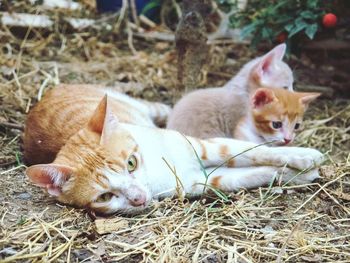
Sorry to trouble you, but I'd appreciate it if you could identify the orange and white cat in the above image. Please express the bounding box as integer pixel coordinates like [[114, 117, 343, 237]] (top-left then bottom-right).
[[234, 88, 320, 145], [24, 84, 171, 165], [167, 44, 295, 139], [25, 87, 324, 214]]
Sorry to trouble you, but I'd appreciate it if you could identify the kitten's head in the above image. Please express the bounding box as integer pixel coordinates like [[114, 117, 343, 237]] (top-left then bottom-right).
[[26, 96, 152, 215], [251, 88, 320, 145], [248, 44, 294, 91]]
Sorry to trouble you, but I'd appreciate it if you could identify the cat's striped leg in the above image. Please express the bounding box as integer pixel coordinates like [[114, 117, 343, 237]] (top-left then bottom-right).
[[187, 137, 324, 171], [207, 166, 320, 191]]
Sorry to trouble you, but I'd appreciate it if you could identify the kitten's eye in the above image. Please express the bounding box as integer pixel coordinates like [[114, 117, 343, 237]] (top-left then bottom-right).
[[127, 155, 137, 172], [96, 192, 114, 203], [272, 121, 282, 129], [283, 86, 288, 90], [294, 123, 300, 130]]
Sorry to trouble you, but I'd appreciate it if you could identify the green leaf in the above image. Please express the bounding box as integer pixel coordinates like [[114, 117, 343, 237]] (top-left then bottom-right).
[[288, 25, 306, 38], [295, 17, 307, 28], [305, 23, 318, 39], [275, 15, 293, 24], [307, 0, 319, 9], [240, 23, 258, 39], [284, 23, 294, 32], [300, 10, 316, 19], [288, 18, 308, 38]]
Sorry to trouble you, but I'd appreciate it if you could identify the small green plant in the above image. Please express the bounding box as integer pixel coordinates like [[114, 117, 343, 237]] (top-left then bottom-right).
[[141, 0, 161, 15], [222, 0, 333, 46], [15, 151, 22, 166], [17, 215, 27, 225]]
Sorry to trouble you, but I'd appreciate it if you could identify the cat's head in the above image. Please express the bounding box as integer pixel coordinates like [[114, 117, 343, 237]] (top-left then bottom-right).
[[26, 96, 152, 215], [248, 44, 294, 91], [250, 88, 320, 145]]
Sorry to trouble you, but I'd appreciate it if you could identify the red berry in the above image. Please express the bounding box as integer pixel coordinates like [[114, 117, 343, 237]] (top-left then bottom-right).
[[322, 13, 337, 28], [276, 32, 288, 43]]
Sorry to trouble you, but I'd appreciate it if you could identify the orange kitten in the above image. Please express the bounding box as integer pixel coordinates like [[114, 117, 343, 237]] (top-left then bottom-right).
[[167, 44, 294, 139], [234, 88, 320, 145], [26, 95, 324, 214], [24, 84, 171, 165]]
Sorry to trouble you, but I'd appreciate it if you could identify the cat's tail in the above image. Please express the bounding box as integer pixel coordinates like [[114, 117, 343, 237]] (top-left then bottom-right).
[[139, 100, 172, 128]]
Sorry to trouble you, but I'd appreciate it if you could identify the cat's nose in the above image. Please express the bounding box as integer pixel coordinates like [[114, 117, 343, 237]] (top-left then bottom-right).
[[128, 194, 146, 206], [284, 138, 291, 144], [124, 185, 148, 206]]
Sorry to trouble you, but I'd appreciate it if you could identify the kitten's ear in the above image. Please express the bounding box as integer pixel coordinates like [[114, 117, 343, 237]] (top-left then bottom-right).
[[251, 44, 286, 85], [269, 43, 286, 61], [299, 92, 321, 107], [252, 88, 277, 108], [26, 164, 73, 196], [88, 95, 108, 134], [100, 106, 119, 145]]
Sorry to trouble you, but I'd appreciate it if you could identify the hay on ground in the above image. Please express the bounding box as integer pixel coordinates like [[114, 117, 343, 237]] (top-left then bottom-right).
[[0, 2, 349, 262]]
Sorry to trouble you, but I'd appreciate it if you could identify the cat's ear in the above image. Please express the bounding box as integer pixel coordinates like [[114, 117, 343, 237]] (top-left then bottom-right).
[[298, 92, 321, 107], [251, 44, 286, 85], [252, 88, 277, 108], [88, 95, 108, 134], [100, 105, 119, 145], [26, 164, 73, 196], [87, 95, 119, 144], [269, 43, 286, 61]]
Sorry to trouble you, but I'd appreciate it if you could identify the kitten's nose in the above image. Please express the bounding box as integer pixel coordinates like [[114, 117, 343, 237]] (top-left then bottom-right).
[[284, 138, 291, 144]]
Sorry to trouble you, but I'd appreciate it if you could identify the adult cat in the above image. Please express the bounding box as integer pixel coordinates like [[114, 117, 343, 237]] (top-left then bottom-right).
[[23, 84, 171, 165]]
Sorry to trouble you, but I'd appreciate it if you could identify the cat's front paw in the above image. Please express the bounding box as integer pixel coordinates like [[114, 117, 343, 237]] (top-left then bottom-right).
[[273, 147, 325, 170], [287, 168, 320, 184], [289, 148, 325, 170]]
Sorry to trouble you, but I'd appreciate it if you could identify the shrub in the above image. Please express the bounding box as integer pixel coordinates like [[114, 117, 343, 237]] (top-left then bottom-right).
[[220, 0, 334, 46]]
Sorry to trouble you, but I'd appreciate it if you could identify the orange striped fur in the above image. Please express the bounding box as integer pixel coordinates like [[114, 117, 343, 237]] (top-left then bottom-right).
[[24, 84, 170, 165], [234, 88, 320, 145]]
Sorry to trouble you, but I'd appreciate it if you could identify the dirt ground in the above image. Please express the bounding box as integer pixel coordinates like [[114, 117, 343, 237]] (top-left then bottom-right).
[[0, 4, 350, 263]]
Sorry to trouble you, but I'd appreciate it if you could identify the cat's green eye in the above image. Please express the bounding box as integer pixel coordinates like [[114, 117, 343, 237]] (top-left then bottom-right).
[[96, 192, 114, 203], [294, 123, 300, 130], [272, 121, 282, 129], [127, 155, 137, 172]]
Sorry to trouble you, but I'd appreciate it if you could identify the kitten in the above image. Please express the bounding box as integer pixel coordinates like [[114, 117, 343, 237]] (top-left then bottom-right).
[[166, 44, 294, 139], [26, 95, 324, 214], [23, 84, 171, 165], [234, 88, 320, 145]]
